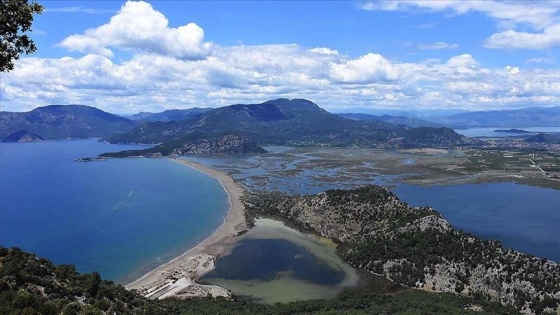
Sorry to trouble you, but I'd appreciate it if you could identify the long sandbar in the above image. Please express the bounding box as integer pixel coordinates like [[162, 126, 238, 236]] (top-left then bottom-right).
[[126, 158, 247, 297]]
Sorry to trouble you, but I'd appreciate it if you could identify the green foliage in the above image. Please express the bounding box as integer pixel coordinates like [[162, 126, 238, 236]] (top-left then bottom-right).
[[0, 0, 43, 72], [245, 185, 560, 314], [0, 247, 170, 314], [0, 243, 521, 314]]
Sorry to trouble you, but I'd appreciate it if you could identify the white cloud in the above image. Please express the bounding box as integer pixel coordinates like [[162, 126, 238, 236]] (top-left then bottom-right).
[[329, 53, 400, 83], [45, 7, 117, 14], [2, 2, 560, 113], [360, 0, 560, 50], [484, 24, 560, 50], [4, 46, 560, 113], [526, 57, 554, 64], [418, 42, 458, 50], [59, 1, 212, 60], [308, 47, 339, 55]]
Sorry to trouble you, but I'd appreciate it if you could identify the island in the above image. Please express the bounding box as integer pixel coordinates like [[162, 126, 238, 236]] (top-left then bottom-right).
[[494, 129, 531, 134]]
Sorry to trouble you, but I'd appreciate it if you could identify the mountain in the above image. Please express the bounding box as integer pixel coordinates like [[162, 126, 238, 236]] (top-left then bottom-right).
[[432, 106, 560, 128], [525, 133, 560, 144], [246, 186, 560, 314], [1, 130, 44, 142], [129, 107, 212, 122], [104, 99, 476, 156], [0, 105, 137, 140], [338, 113, 447, 128]]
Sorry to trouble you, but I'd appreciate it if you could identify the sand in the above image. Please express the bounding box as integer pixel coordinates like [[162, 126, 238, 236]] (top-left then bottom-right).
[[125, 158, 248, 299]]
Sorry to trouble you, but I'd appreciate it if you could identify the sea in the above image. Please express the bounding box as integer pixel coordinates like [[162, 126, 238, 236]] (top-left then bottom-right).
[[0, 139, 228, 283], [456, 126, 560, 138]]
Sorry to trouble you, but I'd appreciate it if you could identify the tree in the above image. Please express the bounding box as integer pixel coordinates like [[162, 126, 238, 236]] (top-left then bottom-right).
[[1, 0, 43, 72]]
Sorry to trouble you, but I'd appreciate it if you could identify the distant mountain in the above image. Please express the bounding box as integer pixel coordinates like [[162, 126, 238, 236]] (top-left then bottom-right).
[[1, 130, 44, 142], [336, 108, 468, 119], [104, 99, 477, 156], [525, 133, 560, 144], [129, 108, 212, 122], [432, 106, 560, 128], [0, 105, 137, 140], [337, 113, 446, 128]]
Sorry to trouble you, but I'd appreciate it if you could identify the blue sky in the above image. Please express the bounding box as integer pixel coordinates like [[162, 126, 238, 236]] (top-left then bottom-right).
[[2, 1, 560, 114]]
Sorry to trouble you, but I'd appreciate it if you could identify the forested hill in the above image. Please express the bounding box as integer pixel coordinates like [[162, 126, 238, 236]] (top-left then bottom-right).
[[0, 246, 521, 315], [104, 99, 478, 156], [245, 186, 560, 314], [0, 105, 137, 140]]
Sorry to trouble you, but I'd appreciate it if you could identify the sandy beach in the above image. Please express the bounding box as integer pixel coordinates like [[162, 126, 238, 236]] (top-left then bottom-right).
[[125, 158, 248, 299]]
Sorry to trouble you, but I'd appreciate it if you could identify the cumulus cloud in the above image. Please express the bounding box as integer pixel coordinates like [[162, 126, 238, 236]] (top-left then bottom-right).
[[59, 1, 211, 59], [329, 53, 400, 83], [3, 45, 560, 113], [2, 1, 560, 113], [360, 0, 560, 50]]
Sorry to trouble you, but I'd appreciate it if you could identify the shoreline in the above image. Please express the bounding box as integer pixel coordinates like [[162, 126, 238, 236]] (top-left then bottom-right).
[[125, 157, 247, 299]]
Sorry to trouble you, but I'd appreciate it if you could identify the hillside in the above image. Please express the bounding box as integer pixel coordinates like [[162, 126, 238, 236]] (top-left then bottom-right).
[[245, 186, 560, 314], [0, 246, 520, 315], [338, 113, 447, 128], [104, 99, 477, 156], [129, 108, 212, 122], [0, 105, 137, 140]]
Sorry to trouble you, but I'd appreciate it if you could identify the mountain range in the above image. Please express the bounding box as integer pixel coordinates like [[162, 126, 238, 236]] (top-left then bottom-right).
[[429, 106, 560, 128], [0, 105, 136, 140], [337, 113, 447, 128], [128, 107, 212, 122], [103, 99, 476, 156], [2, 101, 557, 151]]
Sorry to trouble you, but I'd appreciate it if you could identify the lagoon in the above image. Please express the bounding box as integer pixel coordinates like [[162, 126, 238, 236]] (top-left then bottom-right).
[[200, 218, 359, 304]]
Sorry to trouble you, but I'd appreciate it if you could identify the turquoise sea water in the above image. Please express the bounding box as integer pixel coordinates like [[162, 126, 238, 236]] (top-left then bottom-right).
[[0, 139, 228, 283]]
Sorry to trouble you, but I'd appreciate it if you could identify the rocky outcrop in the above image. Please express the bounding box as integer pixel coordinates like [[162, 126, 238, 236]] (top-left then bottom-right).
[[171, 133, 267, 155], [245, 185, 560, 314]]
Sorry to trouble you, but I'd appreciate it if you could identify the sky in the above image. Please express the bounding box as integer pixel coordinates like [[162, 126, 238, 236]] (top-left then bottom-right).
[[1, 0, 560, 114]]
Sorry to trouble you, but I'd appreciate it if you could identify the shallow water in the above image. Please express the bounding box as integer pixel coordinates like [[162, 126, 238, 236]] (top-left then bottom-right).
[[200, 219, 359, 304]]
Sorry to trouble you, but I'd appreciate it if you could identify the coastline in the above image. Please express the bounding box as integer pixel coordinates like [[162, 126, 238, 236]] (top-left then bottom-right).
[[125, 157, 247, 299]]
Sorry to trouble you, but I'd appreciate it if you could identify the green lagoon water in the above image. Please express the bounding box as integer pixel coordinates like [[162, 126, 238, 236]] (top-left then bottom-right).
[[200, 219, 359, 304], [0, 139, 228, 283]]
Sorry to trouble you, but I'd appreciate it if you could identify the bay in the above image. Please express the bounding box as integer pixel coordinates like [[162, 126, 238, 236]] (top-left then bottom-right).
[[393, 183, 560, 262], [0, 139, 228, 283]]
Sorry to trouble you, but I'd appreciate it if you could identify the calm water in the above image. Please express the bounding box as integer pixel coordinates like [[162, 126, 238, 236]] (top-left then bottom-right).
[[394, 183, 560, 262], [203, 238, 345, 284], [456, 126, 560, 138], [200, 219, 359, 304], [0, 139, 228, 283]]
